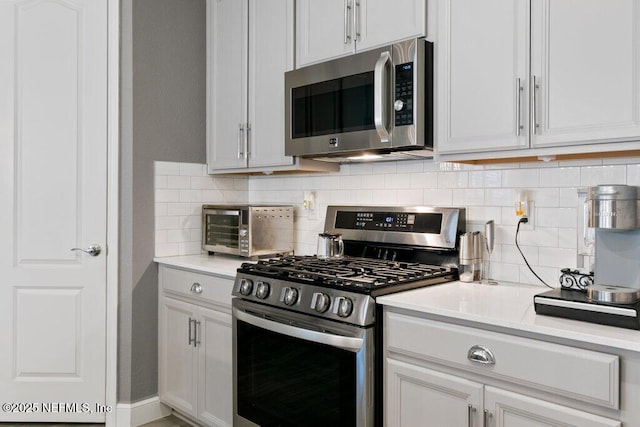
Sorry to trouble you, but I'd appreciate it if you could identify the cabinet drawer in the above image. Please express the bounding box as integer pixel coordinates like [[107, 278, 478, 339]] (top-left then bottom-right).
[[385, 311, 619, 409], [161, 265, 233, 307]]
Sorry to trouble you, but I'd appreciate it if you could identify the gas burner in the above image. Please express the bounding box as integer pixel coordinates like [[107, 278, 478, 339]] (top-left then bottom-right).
[[239, 255, 456, 293]]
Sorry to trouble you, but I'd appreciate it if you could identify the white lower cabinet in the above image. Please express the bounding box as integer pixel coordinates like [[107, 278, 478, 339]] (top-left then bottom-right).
[[158, 265, 233, 427], [387, 359, 620, 426], [384, 310, 623, 427]]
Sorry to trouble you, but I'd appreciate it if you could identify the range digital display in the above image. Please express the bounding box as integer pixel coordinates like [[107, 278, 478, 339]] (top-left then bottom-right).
[[334, 211, 442, 234]]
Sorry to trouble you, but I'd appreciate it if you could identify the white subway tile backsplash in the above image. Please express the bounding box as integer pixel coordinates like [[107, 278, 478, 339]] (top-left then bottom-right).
[[153, 157, 640, 281], [156, 189, 180, 203], [502, 168, 539, 188], [179, 189, 202, 203], [155, 161, 181, 176], [580, 165, 626, 187], [539, 167, 580, 188], [180, 162, 206, 176]]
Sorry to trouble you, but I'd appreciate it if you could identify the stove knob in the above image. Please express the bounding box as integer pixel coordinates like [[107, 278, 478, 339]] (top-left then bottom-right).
[[336, 297, 354, 318], [255, 281, 270, 299], [239, 278, 253, 296], [283, 287, 299, 306], [312, 293, 331, 313]]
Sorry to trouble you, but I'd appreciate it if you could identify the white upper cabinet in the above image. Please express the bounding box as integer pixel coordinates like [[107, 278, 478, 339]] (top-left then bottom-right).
[[207, 0, 337, 173], [436, 0, 530, 154], [437, 0, 640, 159], [296, 0, 426, 67], [530, 0, 640, 148]]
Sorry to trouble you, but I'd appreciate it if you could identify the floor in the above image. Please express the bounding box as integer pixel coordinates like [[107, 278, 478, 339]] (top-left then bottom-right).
[[0, 414, 194, 427]]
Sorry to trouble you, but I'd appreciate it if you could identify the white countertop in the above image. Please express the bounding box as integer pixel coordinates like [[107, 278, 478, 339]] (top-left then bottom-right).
[[154, 253, 250, 279], [377, 281, 640, 353]]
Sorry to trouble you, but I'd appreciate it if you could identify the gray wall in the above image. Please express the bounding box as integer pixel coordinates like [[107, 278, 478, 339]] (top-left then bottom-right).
[[119, 0, 206, 402]]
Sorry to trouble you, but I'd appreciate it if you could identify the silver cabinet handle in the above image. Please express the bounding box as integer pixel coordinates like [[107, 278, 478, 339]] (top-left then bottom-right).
[[532, 75, 539, 135], [515, 78, 523, 136], [70, 244, 101, 257], [354, 0, 360, 42], [344, 0, 352, 44], [237, 123, 245, 159], [374, 51, 392, 143], [467, 345, 496, 365], [188, 317, 194, 346], [468, 404, 474, 427], [483, 409, 490, 427], [190, 282, 203, 294], [194, 320, 201, 347], [246, 123, 251, 158]]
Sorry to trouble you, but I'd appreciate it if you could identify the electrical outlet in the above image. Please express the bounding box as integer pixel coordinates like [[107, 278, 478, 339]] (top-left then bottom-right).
[[303, 191, 318, 221]]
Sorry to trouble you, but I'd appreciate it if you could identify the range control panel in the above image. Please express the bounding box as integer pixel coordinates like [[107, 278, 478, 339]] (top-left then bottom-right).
[[335, 211, 442, 234]]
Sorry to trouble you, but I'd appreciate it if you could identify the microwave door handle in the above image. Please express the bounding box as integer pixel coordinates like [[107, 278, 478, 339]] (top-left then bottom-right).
[[233, 306, 364, 353], [374, 51, 392, 143]]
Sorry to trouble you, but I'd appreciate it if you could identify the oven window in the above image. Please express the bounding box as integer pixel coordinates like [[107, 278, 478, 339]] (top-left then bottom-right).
[[237, 320, 356, 426], [292, 71, 374, 138], [205, 214, 239, 247]]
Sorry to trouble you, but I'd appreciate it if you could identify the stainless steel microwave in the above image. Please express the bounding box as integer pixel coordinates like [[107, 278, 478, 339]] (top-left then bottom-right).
[[202, 205, 294, 258], [285, 38, 433, 162]]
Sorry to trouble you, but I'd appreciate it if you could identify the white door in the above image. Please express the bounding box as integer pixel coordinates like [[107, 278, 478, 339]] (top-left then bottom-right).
[[485, 386, 621, 427], [0, 0, 108, 422], [386, 359, 483, 427], [247, 0, 294, 169], [530, 0, 640, 147], [207, 0, 249, 171], [357, 0, 426, 52], [296, 0, 354, 67], [436, 0, 530, 154]]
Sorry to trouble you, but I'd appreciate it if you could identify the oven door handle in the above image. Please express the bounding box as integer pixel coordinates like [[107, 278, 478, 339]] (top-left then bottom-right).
[[234, 307, 365, 352]]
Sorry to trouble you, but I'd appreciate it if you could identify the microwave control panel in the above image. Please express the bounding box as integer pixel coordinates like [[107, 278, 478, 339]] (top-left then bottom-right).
[[394, 62, 414, 126]]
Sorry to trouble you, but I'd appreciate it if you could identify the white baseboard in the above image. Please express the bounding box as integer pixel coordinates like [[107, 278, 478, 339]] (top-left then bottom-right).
[[116, 396, 172, 427]]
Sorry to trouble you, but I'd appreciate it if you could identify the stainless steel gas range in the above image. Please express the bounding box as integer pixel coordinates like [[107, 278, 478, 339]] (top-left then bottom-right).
[[232, 206, 465, 427]]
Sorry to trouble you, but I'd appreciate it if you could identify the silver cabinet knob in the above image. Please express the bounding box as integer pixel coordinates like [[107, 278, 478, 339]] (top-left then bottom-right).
[[467, 345, 496, 365], [70, 244, 101, 257], [190, 282, 203, 294]]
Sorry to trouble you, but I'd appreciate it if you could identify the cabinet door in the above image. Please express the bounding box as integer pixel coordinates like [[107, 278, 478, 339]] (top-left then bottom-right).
[[356, 0, 426, 52], [247, 0, 294, 168], [296, 0, 354, 67], [386, 359, 483, 427], [485, 386, 621, 427], [207, 0, 249, 171], [159, 297, 198, 418], [530, 0, 640, 148], [436, 0, 530, 154], [197, 306, 233, 427]]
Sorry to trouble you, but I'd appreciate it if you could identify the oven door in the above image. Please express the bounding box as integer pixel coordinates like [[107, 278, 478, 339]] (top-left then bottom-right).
[[232, 298, 374, 427]]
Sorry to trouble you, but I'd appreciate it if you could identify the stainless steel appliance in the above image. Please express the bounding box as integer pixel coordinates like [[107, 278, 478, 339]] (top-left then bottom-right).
[[202, 205, 293, 258], [232, 206, 465, 426], [284, 38, 433, 162], [535, 185, 640, 329]]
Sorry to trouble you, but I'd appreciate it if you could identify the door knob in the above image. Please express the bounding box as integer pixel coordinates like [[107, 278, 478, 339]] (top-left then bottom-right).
[[70, 244, 102, 257]]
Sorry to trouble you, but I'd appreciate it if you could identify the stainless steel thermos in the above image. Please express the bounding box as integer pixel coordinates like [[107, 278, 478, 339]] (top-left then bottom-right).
[[459, 231, 484, 282]]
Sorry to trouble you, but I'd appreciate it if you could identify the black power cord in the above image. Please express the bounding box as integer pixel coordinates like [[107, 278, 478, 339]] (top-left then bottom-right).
[[515, 217, 553, 289]]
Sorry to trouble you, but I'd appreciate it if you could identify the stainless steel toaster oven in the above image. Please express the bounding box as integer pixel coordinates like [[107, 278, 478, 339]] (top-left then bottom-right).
[[202, 205, 294, 258]]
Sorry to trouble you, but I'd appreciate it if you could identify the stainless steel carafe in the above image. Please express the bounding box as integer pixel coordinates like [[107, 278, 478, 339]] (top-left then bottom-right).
[[317, 232, 344, 259], [459, 232, 483, 282]]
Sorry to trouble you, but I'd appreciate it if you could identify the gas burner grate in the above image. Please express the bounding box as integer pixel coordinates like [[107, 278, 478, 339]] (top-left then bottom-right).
[[240, 255, 454, 291]]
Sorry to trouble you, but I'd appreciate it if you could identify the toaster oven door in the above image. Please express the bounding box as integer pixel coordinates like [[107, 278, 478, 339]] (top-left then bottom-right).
[[202, 209, 242, 255]]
